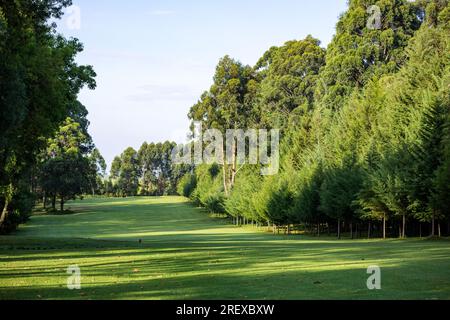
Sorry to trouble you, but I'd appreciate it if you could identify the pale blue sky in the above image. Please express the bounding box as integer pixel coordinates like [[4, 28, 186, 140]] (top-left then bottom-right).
[[57, 0, 348, 168]]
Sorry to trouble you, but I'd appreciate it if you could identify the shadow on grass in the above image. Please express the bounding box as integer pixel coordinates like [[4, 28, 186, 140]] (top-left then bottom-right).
[[1, 261, 449, 300], [1, 236, 450, 300], [2, 197, 449, 300]]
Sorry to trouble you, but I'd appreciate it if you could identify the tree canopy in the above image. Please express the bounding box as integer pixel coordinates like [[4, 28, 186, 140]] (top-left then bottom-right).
[[0, 0, 99, 232], [179, 0, 450, 239]]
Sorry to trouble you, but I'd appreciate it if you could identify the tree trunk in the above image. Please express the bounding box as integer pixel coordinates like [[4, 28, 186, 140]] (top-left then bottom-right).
[[231, 139, 237, 189], [52, 195, 56, 210], [60, 197, 64, 212], [43, 192, 47, 209], [419, 223, 422, 238], [402, 214, 406, 239], [317, 222, 320, 237], [368, 221, 371, 239], [0, 197, 10, 226], [350, 222, 353, 239], [383, 214, 386, 239], [431, 213, 435, 237], [438, 223, 441, 238], [287, 224, 290, 235], [337, 219, 341, 239], [222, 160, 228, 196]]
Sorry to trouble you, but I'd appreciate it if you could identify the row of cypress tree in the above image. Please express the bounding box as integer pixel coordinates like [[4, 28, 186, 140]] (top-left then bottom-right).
[[178, 0, 450, 238]]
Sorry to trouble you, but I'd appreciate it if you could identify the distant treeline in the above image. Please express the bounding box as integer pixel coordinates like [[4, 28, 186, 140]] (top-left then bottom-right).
[[176, 0, 450, 239], [104, 142, 192, 197]]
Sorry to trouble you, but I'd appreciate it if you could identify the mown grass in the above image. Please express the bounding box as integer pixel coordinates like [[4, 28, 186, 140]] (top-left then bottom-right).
[[0, 196, 449, 300]]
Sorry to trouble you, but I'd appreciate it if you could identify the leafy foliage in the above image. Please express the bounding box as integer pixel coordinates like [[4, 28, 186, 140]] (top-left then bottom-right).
[[0, 0, 97, 232], [185, 0, 450, 238]]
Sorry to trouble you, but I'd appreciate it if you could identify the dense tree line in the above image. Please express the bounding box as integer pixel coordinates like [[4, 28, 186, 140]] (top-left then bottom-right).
[[40, 117, 106, 211], [1, 0, 448, 240], [0, 0, 104, 233], [107, 142, 192, 197], [178, 0, 450, 239]]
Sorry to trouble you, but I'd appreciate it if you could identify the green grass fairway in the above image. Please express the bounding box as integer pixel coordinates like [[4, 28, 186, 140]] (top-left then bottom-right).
[[1, 196, 449, 300]]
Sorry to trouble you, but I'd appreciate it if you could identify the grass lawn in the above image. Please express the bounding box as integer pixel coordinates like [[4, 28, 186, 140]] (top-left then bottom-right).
[[0, 196, 449, 300]]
